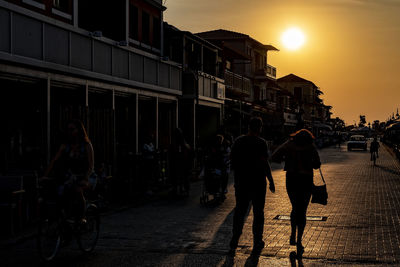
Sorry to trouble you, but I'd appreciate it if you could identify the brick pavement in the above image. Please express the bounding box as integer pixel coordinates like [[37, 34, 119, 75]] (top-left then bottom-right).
[[254, 143, 400, 265], [2, 141, 400, 266], [96, 141, 400, 265]]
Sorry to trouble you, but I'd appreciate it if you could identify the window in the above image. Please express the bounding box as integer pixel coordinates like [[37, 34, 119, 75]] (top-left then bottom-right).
[[247, 46, 251, 56], [142, 11, 150, 44], [22, 0, 45, 9], [129, 5, 138, 40], [53, 0, 70, 13], [153, 17, 160, 48], [294, 87, 302, 99]]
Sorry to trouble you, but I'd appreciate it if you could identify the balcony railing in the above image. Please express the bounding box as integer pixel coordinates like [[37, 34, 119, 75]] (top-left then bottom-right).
[[197, 71, 225, 100], [266, 64, 276, 79], [224, 70, 251, 96], [254, 64, 276, 79], [0, 2, 181, 93]]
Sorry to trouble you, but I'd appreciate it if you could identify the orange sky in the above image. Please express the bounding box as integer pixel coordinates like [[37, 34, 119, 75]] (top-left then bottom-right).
[[164, 0, 400, 125]]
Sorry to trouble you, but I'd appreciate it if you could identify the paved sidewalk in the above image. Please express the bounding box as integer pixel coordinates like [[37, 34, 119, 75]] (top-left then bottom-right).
[[2, 142, 400, 266], [253, 143, 400, 265]]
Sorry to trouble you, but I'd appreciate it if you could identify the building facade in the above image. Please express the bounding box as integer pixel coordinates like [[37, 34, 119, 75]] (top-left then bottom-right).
[[277, 73, 332, 137], [0, 0, 182, 197], [164, 23, 225, 150], [196, 29, 283, 139]]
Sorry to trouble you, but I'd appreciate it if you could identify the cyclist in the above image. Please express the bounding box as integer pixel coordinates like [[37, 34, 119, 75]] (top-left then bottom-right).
[[370, 137, 380, 161], [42, 119, 94, 225]]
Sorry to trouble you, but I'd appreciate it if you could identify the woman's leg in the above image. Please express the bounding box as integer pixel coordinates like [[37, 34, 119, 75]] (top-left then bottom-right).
[[73, 186, 86, 222], [286, 180, 297, 245], [296, 188, 312, 256]]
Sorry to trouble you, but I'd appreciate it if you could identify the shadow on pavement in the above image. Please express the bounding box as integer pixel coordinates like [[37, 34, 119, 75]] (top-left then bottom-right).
[[289, 250, 305, 267], [375, 165, 400, 176], [244, 253, 260, 266]]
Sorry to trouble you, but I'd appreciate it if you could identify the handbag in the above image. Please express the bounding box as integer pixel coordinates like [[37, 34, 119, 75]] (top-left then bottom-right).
[[311, 168, 328, 205]]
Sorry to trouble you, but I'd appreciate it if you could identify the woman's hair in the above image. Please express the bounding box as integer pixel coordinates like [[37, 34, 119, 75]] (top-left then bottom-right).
[[290, 129, 315, 145], [66, 119, 90, 144]]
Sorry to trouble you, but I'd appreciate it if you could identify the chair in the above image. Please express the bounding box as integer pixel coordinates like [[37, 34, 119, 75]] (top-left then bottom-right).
[[0, 176, 25, 238]]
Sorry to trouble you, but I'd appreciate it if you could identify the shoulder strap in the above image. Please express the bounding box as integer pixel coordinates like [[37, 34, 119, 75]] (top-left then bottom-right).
[[319, 168, 326, 184]]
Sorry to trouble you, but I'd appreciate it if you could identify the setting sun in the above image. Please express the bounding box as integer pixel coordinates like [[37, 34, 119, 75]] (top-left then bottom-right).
[[281, 27, 306, 50]]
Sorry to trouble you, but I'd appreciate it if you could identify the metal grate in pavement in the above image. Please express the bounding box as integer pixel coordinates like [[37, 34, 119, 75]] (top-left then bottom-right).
[[273, 215, 328, 221]]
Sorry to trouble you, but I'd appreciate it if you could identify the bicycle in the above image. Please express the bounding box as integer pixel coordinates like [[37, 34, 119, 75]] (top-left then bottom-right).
[[36, 178, 100, 261]]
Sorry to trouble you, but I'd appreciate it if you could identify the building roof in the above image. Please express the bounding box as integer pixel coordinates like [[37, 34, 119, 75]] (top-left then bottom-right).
[[196, 29, 279, 51], [223, 43, 252, 60], [277, 74, 318, 88], [164, 23, 222, 51]]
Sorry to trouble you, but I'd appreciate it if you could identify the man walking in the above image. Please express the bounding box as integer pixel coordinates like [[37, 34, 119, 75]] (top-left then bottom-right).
[[229, 117, 275, 254]]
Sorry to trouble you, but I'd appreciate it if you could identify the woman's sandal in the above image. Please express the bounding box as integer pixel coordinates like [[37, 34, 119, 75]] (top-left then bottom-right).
[[297, 244, 304, 256]]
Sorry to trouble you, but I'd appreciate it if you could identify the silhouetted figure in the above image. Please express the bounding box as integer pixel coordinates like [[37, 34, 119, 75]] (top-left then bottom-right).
[[169, 128, 192, 197], [336, 132, 342, 148], [229, 117, 275, 254], [204, 134, 227, 201], [142, 132, 156, 195], [221, 135, 232, 194], [272, 129, 321, 258], [42, 119, 94, 224], [370, 137, 380, 160]]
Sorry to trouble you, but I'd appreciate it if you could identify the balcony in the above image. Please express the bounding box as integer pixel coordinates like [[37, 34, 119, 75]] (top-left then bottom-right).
[[254, 64, 276, 80], [224, 70, 251, 97], [266, 64, 276, 79], [198, 71, 225, 100], [0, 2, 181, 93]]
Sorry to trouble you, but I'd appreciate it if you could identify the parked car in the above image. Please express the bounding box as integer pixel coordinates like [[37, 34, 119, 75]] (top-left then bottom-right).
[[347, 135, 367, 151]]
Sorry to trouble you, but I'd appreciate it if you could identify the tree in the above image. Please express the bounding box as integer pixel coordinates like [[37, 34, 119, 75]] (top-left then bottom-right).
[[359, 115, 366, 127]]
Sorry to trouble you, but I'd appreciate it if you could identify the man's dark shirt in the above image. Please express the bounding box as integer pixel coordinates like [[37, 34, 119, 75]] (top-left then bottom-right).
[[231, 135, 269, 189], [370, 141, 380, 152]]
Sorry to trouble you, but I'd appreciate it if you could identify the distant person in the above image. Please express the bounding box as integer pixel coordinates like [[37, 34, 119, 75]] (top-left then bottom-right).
[[229, 117, 275, 254], [271, 129, 321, 258], [204, 134, 227, 199], [370, 137, 380, 160], [42, 119, 94, 224], [169, 128, 192, 197], [336, 133, 342, 148], [142, 133, 156, 195]]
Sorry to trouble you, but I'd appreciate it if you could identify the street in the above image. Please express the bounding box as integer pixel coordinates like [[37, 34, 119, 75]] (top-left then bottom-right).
[[3, 142, 400, 266]]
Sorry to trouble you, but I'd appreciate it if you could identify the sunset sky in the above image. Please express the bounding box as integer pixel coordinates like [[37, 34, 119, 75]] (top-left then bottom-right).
[[164, 0, 400, 125]]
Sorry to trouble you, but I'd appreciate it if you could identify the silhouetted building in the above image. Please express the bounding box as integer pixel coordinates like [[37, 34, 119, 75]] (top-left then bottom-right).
[[196, 29, 282, 140], [277, 74, 332, 140], [0, 0, 181, 197], [164, 23, 225, 150]]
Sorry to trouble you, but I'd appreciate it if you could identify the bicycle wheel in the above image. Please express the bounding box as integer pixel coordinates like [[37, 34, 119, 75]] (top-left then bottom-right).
[[37, 217, 62, 261], [77, 204, 100, 252], [373, 153, 377, 165]]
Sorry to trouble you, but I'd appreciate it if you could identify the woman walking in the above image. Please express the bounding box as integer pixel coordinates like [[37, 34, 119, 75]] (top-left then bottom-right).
[[271, 129, 321, 257]]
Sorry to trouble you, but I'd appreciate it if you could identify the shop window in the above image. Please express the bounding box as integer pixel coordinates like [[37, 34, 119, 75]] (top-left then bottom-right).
[[129, 4, 138, 40], [142, 11, 150, 44]]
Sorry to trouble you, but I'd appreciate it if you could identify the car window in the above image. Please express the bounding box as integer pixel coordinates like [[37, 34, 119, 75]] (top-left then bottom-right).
[[350, 136, 365, 141]]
